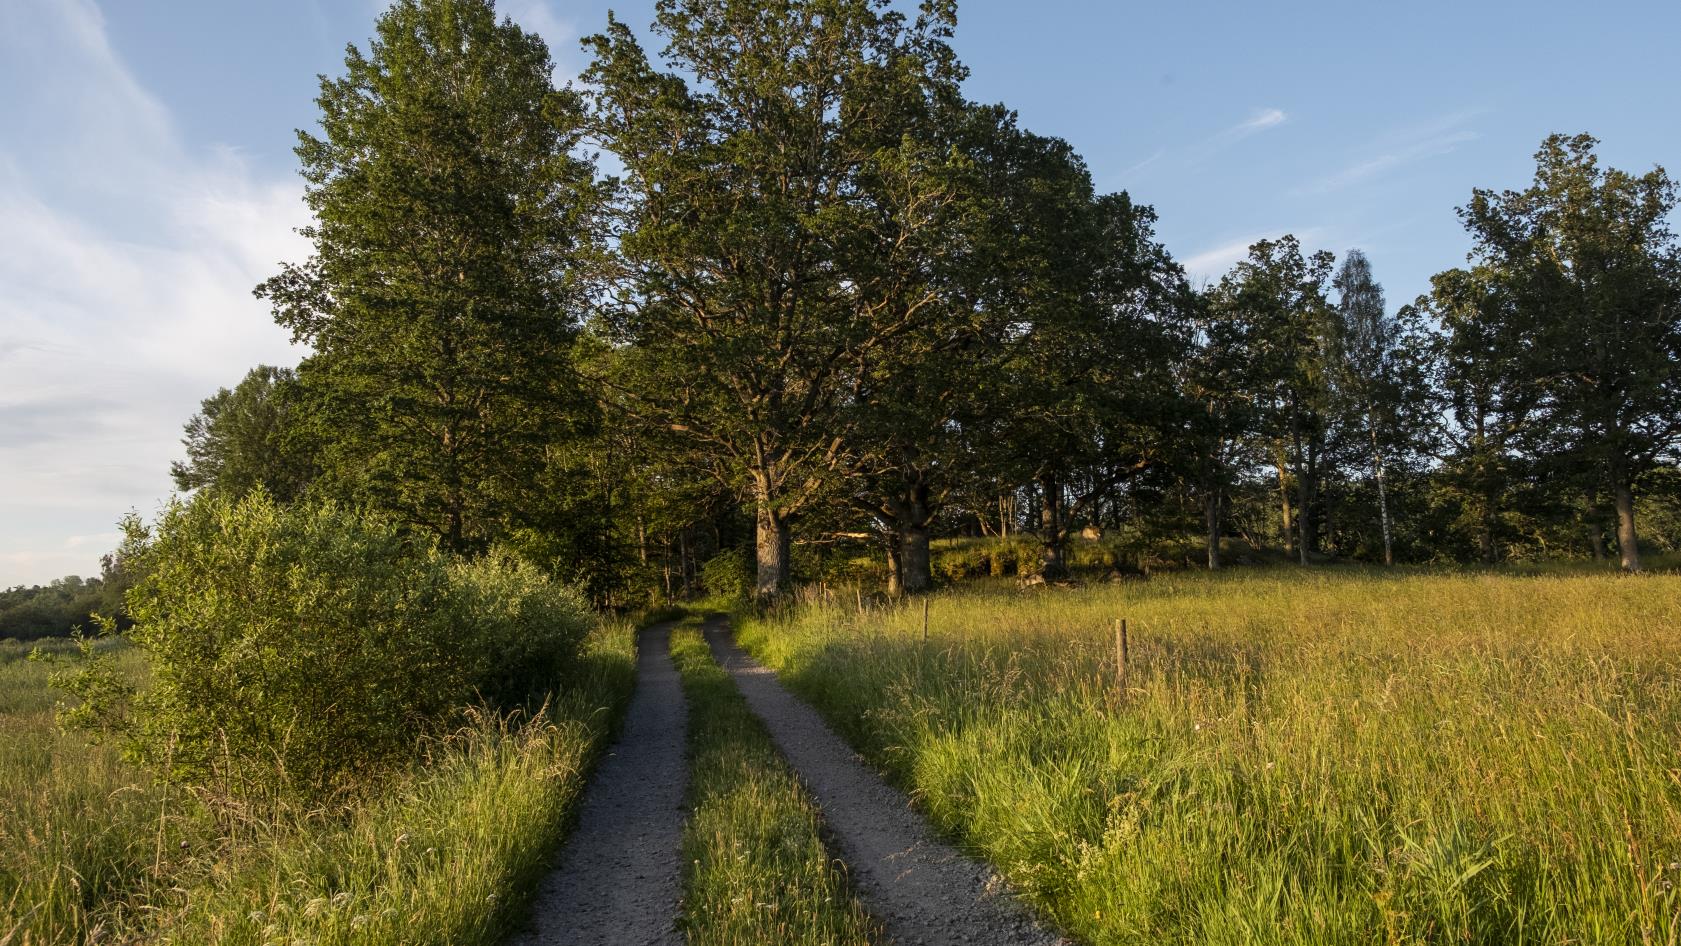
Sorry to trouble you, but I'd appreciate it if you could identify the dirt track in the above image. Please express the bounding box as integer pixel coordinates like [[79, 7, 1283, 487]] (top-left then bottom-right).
[[704, 616, 1069, 946], [512, 622, 688, 946]]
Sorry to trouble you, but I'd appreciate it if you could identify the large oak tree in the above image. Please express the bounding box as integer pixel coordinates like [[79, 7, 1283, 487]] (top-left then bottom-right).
[[584, 0, 973, 597]]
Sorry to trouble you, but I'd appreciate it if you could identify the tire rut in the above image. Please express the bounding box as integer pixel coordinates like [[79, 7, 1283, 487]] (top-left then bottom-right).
[[703, 616, 1070, 946], [512, 621, 688, 946]]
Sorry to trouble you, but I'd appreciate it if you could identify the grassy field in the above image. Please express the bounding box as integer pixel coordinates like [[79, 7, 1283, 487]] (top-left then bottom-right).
[[670, 622, 876, 946], [0, 624, 635, 946], [738, 568, 1681, 945]]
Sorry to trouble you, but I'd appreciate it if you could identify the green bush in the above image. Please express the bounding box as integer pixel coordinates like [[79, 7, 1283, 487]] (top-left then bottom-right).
[[57, 492, 591, 805], [701, 548, 754, 601]]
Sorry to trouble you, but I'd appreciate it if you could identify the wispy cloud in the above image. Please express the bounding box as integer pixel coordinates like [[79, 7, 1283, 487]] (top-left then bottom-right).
[[1234, 107, 1288, 135], [1118, 148, 1167, 179], [0, 0, 307, 585], [1295, 108, 1486, 196]]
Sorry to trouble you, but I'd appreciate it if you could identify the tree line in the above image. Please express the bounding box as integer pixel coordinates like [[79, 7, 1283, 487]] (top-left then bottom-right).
[[167, 0, 1681, 607], [0, 566, 127, 641]]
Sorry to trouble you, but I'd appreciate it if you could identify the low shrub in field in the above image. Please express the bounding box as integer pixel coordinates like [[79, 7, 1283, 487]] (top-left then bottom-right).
[[56, 492, 592, 805], [701, 548, 754, 601]]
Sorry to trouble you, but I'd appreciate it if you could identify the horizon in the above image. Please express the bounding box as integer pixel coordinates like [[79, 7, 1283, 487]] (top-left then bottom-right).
[[3, 0, 1678, 587]]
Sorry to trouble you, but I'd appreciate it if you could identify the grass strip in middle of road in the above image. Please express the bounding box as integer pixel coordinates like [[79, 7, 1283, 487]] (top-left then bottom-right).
[[670, 622, 878, 946]]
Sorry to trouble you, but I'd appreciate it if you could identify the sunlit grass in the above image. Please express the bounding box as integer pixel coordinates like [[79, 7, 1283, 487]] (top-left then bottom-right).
[[0, 623, 635, 946], [671, 622, 877, 946], [739, 568, 1681, 945]]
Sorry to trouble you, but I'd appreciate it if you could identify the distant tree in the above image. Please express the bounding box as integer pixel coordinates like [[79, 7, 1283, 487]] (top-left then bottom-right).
[[0, 551, 128, 640], [1458, 134, 1681, 570], [259, 0, 601, 553], [959, 173, 1188, 580], [583, 0, 972, 598], [1183, 285, 1256, 570], [171, 365, 315, 501], [1212, 237, 1337, 564], [1419, 266, 1542, 563], [1332, 251, 1399, 563]]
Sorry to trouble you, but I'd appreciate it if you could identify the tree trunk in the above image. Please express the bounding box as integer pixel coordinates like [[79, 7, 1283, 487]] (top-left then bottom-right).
[[885, 535, 904, 597], [902, 525, 931, 593], [1275, 453, 1294, 557], [1040, 474, 1068, 579], [1292, 412, 1314, 566], [1614, 480, 1642, 572], [901, 479, 934, 593], [1584, 489, 1608, 562], [1480, 488, 1498, 565], [678, 528, 692, 596], [754, 501, 791, 599], [1204, 485, 1221, 571], [1370, 423, 1393, 566]]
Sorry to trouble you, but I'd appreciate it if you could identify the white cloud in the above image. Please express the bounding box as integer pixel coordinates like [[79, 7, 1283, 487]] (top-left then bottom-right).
[[1296, 109, 1486, 196], [0, 0, 308, 586], [1234, 107, 1288, 134], [1155, 107, 1290, 171]]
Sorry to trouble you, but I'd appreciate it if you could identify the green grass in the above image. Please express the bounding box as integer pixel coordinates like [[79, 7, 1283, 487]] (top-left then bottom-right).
[[0, 623, 635, 946], [739, 568, 1681, 945], [670, 622, 877, 946], [0, 638, 196, 946]]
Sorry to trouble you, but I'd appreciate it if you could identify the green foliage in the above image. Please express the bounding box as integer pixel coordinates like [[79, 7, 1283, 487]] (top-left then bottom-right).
[[583, 0, 976, 596], [170, 364, 317, 501], [0, 567, 126, 641], [259, 0, 601, 554], [701, 548, 754, 603], [1413, 134, 1681, 570], [55, 492, 592, 805]]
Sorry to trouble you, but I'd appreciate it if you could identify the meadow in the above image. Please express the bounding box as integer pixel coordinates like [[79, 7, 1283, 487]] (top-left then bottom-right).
[[0, 624, 634, 946], [738, 567, 1681, 945]]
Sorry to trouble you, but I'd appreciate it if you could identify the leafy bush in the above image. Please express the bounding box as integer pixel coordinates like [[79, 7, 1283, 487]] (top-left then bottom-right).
[[701, 548, 754, 601], [56, 492, 592, 805], [445, 553, 594, 709]]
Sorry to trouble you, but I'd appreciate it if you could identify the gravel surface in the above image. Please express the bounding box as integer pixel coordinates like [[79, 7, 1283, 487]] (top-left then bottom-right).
[[704, 617, 1071, 946], [512, 622, 688, 946]]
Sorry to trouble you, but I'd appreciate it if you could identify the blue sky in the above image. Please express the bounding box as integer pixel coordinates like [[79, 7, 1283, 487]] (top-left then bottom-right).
[[2, 0, 1678, 586]]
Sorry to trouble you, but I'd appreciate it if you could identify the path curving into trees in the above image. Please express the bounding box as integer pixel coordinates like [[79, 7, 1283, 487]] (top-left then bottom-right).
[[513, 622, 688, 946], [704, 616, 1070, 946]]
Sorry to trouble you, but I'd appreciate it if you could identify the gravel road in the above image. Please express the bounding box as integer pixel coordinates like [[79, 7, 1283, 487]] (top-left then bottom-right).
[[512, 621, 688, 946], [704, 616, 1070, 946]]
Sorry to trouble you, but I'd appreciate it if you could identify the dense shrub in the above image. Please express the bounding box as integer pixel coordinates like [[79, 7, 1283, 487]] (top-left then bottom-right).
[[56, 492, 592, 805], [701, 548, 754, 601]]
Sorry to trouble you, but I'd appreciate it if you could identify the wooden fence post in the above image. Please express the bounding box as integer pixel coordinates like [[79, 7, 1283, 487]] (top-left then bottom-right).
[[1114, 618, 1129, 692]]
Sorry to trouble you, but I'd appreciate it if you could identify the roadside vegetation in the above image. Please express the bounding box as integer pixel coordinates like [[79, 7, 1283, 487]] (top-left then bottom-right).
[[739, 568, 1681, 945], [0, 494, 636, 946], [670, 622, 877, 946]]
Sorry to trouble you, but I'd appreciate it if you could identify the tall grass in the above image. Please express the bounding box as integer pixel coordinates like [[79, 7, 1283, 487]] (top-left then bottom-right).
[[0, 639, 199, 946], [0, 622, 635, 946], [739, 569, 1681, 945], [670, 623, 877, 946]]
